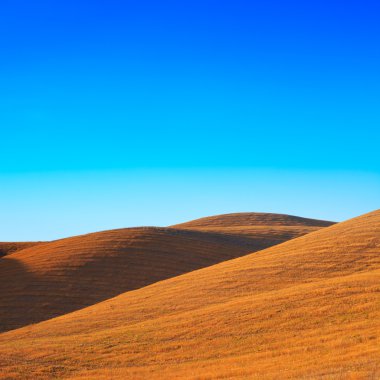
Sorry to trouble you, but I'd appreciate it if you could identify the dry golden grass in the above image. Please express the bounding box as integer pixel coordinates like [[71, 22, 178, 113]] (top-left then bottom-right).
[[173, 212, 334, 228], [0, 210, 378, 379], [173, 212, 334, 242], [0, 213, 324, 333], [0, 242, 43, 258]]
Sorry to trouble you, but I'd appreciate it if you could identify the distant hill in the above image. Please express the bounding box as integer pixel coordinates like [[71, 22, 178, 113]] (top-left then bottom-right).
[[0, 210, 377, 379], [172, 212, 334, 228], [0, 212, 331, 333], [172, 212, 335, 243]]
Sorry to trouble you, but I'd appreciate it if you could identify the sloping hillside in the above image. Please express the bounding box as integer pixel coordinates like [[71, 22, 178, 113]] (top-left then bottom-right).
[[0, 210, 378, 379], [0, 213, 329, 333], [0, 242, 42, 258], [0, 227, 254, 332]]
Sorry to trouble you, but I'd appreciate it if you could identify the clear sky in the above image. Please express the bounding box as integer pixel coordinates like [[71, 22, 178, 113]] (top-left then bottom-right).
[[0, 0, 379, 240]]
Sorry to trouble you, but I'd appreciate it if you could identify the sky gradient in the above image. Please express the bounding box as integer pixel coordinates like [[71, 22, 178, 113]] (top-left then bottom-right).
[[1, 1, 379, 240]]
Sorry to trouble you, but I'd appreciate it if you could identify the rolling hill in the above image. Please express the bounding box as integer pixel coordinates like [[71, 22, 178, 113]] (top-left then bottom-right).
[[0, 242, 42, 258], [173, 212, 333, 228], [0, 210, 378, 379], [172, 212, 334, 241], [0, 213, 329, 333]]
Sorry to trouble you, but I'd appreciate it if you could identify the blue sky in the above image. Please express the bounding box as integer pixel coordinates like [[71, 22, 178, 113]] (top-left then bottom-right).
[[0, 0, 379, 240]]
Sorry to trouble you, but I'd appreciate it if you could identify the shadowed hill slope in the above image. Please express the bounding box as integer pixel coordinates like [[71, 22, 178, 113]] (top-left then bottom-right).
[[0, 227, 257, 332], [0, 242, 42, 258], [0, 210, 378, 379]]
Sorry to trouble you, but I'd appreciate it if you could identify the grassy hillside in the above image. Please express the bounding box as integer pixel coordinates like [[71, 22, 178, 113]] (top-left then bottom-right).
[[0, 227, 256, 332], [173, 212, 335, 243], [173, 212, 334, 228], [0, 210, 378, 379], [0, 212, 329, 333], [0, 242, 42, 258]]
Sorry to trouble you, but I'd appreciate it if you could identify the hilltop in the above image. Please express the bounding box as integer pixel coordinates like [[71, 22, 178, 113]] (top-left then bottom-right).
[[173, 212, 333, 228], [173, 212, 335, 241]]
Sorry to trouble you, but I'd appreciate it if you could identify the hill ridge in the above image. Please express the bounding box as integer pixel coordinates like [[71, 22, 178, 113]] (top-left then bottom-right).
[[172, 211, 334, 228]]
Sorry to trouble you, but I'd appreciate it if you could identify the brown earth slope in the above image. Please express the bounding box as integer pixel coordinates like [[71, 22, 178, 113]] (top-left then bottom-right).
[[0, 242, 42, 258], [0, 213, 329, 333], [0, 210, 378, 379]]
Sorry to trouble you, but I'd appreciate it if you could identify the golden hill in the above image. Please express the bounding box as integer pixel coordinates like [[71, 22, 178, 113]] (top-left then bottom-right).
[[0, 210, 378, 379], [0, 227, 256, 332], [173, 212, 334, 241], [0, 213, 327, 333], [173, 212, 333, 228], [0, 242, 42, 258]]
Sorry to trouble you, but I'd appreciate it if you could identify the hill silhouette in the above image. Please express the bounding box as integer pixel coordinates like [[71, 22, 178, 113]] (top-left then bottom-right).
[[0, 210, 378, 379]]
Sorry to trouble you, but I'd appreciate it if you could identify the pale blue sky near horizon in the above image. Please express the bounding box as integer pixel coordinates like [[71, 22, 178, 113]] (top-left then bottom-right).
[[0, 0, 379, 240], [1, 169, 379, 241]]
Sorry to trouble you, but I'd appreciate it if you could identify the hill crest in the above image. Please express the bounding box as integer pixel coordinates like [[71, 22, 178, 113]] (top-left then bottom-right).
[[172, 212, 335, 228]]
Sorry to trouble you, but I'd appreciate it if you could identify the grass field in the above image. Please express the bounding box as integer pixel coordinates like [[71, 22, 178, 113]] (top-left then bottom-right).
[[0, 211, 378, 379]]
